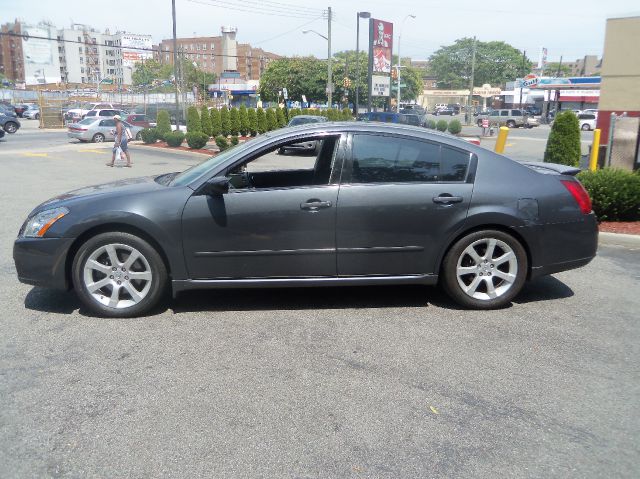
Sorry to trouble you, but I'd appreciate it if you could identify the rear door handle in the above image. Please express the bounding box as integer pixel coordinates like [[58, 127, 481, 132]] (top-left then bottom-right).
[[300, 200, 332, 210], [432, 195, 463, 204]]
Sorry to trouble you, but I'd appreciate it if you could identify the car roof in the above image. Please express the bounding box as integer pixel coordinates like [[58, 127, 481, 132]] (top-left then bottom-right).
[[291, 115, 327, 120]]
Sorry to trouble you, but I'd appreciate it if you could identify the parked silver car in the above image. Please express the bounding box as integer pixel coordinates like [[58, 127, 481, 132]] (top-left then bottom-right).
[[22, 104, 40, 120], [67, 118, 143, 143]]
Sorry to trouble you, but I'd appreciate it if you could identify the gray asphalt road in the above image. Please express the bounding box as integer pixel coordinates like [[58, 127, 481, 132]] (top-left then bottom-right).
[[1, 127, 639, 478]]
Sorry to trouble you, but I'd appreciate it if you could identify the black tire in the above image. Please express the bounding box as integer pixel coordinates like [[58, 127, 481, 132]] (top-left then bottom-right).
[[35, 113, 40, 120], [477, 119, 483, 127], [506, 120, 516, 128], [581, 123, 590, 131], [93, 133, 105, 143], [136, 131, 142, 140], [4, 121, 18, 133], [278, 147, 286, 155], [441, 229, 528, 309], [72, 232, 168, 318]]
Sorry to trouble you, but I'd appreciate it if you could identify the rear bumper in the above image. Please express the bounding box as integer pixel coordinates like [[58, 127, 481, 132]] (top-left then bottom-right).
[[13, 237, 75, 290]]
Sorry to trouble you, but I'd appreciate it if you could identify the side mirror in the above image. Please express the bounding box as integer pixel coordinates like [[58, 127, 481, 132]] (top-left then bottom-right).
[[201, 176, 230, 196]]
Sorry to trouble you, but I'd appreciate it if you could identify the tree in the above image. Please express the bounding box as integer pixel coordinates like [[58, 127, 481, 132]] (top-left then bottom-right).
[[132, 59, 173, 88], [265, 108, 278, 131], [428, 38, 532, 89], [544, 111, 581, 166], [186, 106, 202, 133], [220, 107, 230, 136], [156, 110, 171, 137], [256, 108, 267, 133], [210, 108, 221, 137], [545, 62, 572, 77], [276, 108, 287, 128], [229, 107, 240, 136], [247, 108, 258, 136], [331, 50, 370, 106], [259, 57, 328, 103], [239, 105, 249, 136], [200, 105, 212, 137]]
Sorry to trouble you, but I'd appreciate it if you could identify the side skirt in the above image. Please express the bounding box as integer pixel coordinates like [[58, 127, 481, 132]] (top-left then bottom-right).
[[172, 274, 439, 296]]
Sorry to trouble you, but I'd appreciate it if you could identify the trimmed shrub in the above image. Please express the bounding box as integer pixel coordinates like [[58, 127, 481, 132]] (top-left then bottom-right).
[[215, 135, 229, 151], [229, 107, 240, 136], [247, 108, 258, 136], [210, 108, 221, 137], [266, 108, 278, 131], [577, 168, 640, 221], [436, 119, 448, 132], [185, 131, 209, 149], [342, 107, 352, 121], [165, 131, 185, 147], [276, 107, 287, 128], [156, 110, 171, 137], [544, 110, 581, 166], [200, 105, 212, 137], [186, 106, 201, 133], [289, 108, 301, 119], [447, 119, 462, 135], [140, 128, 158, 144], [239, 105, 249, 136], [220, 107, 230, 136], [426, 119, 437, 129], [256, 108, 266, 134], [230, 135, 239, 145]]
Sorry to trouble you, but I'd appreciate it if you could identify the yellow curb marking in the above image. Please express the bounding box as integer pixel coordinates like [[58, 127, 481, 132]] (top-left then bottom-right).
[[22, 152, 48, 157], [77, 149, 106, 154], [430, 406, 439, 415]]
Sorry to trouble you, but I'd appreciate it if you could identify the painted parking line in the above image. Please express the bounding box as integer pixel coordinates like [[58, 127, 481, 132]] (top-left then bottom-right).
[[77, 149, 107, 154], [21, 152, 48, 157]]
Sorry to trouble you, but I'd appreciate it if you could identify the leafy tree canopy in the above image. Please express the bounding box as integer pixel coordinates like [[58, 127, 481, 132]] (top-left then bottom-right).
[[428, 38, 532, 89]]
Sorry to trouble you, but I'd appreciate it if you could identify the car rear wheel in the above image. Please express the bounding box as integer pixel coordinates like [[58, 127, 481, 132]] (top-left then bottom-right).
[[4, 121, 18, 133], [35, 113, 40, 120], [92, 133, 105, 143], [442, 230, 527, 309], [581, 123, 591, 131], [506, 120, 516, 128], [136, 131, 142, 140], [477, 119, 483, 127], [72, 232, 168, 318]]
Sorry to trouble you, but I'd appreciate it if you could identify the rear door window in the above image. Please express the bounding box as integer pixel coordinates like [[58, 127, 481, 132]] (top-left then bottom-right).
[[349, 134, 470, 184], [511, 110, 522, 116], [500, 111, 509, 117]]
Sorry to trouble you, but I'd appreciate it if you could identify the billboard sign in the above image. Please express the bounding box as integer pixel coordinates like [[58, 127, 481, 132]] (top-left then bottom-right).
[[22, 26, 53, 65], [537, 47, 548, 70], [121, 34, 153, 66], [372, 75, 391, 96], [371, 19, 393, 74]]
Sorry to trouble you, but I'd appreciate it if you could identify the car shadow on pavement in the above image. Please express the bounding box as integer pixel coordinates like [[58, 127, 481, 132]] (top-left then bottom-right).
[[24, 287, 80, 315], [513, 275, 574, 304]]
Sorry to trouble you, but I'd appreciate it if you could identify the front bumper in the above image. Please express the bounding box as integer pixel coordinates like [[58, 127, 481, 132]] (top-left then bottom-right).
[[13, 237, 75, 290]]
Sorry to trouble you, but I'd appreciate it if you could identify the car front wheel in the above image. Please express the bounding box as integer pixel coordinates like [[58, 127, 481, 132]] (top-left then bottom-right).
[[581, 123, 591, 131], [506, 120, 516, 128], [72, 232, 168, 318], [441, 230, 527, 309], [92, 133, 105, 143], [4, 121, 18, 133]]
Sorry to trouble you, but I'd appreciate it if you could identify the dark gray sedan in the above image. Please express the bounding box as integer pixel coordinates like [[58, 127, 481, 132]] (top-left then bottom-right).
[[13, 123, 598, 317]]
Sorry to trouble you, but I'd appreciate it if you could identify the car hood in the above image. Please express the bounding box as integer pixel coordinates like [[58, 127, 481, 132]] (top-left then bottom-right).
[[35, 175, 167, 211]]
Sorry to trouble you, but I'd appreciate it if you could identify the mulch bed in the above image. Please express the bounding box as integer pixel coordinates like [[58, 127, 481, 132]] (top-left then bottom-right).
[[599, 222, 640, 235], [138, 141, 216, 155]]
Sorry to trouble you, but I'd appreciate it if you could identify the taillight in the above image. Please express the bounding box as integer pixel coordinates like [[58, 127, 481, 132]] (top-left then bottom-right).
[[561, 179, 592, 214]]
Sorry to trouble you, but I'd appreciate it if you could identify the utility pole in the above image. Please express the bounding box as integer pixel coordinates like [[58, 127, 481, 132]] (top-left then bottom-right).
[[171, 0, 180, 124], [396, 15, 416, 112], [354, 12, 370, 116], [466, 36, 477, 125], [327, 7, 332, 108], [556, 55, 563, 77], [518, 49, 526, 110]]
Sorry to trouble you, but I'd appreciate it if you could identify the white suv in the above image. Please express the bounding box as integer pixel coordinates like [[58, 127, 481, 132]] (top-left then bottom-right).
[[577, 113, 597, 131]]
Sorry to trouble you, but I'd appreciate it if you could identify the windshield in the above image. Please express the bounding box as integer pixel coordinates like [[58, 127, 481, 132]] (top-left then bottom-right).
[[289, 117, 322, 126], [169, 140, 255, 187], [79, 118, 97, 125]]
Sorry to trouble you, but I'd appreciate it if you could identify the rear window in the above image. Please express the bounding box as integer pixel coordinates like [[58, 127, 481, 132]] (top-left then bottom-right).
[[288, 116, 321, 126], [79, 118, 97, 125], [511, 110, 522, 116], [85, 111, 97, 117], [578, 114, 596, 120]]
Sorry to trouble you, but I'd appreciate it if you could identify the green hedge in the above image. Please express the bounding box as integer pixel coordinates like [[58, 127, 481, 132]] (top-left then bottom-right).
[[165, 131, 185, 147], [186, 106, 201, 133], [577, 168, 640, 221], [215, 135, 229, 151], [156, 110, 171, 137], [448, 119, 462, 135], [426, 119, 436, 129], [436, 119, 448, 132], [230, 135, 239, 146], [545, 111, 581, 166], [140, 128, 158, 144], [185, 131, 209, 149], [200, 106, 212, 137]]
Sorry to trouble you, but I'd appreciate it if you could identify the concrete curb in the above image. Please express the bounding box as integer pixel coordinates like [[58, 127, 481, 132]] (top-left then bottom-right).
[[132, 143, 214, 156], [599, 232, 640, 248]]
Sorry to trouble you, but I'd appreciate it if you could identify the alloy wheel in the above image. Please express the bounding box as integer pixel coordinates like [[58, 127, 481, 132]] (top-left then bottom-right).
[[83, 243, 153, 309], [455, 238, 518, 301]]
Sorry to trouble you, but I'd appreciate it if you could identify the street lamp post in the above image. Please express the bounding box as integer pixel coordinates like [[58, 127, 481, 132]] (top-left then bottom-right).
[[396, 14, 416, 112], [302, 28, 331, 107], [355, 11, 370, 116]]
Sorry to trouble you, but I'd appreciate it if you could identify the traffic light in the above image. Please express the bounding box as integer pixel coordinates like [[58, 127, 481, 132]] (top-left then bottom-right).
[[342, 77, 352, 89], [391, 67, 398, 80]]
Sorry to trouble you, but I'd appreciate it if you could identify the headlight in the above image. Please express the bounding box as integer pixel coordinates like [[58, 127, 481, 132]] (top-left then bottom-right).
[[22, 207, 69, 238]]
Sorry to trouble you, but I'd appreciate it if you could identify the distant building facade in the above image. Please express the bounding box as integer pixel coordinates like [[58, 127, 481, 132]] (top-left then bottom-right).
[[564, 55, 602, 77]]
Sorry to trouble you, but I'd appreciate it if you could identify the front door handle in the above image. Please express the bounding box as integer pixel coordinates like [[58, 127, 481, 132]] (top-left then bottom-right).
[[300, 200, 332, 210], [433, 195, 463, 204]]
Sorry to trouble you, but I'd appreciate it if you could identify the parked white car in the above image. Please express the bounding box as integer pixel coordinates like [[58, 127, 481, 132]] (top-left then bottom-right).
[[577, 113, 597, 131], [22, 104, 40, 120]]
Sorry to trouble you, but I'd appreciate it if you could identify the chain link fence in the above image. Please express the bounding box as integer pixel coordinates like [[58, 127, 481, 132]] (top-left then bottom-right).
[[608, 114, 640, 171]]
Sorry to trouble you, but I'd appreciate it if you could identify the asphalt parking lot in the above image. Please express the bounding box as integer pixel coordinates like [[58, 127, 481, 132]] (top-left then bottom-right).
[[1, 122, 639, 478]]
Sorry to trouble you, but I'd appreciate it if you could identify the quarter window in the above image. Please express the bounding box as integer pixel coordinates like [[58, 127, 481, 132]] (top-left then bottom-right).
[[350, 135, 470, 184]]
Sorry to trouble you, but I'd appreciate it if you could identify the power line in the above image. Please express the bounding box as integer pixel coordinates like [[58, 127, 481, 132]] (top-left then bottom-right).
[[187, 0, 321, 19], [252, 16, 324, 46]]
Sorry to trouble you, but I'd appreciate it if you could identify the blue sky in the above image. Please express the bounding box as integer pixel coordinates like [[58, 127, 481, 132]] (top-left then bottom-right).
[[5, 0, 639, 63]]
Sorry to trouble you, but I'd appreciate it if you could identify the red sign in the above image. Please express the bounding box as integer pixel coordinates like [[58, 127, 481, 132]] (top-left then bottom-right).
[[371, 19, 393, 74]]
